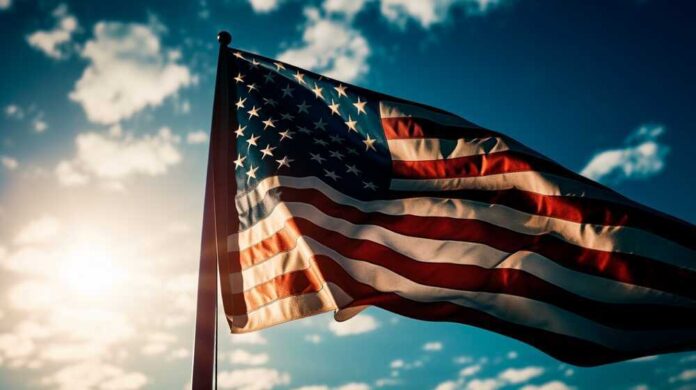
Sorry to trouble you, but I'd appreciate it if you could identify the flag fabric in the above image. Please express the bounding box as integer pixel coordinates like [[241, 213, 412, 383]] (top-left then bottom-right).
[[212, 47, 696, 366]]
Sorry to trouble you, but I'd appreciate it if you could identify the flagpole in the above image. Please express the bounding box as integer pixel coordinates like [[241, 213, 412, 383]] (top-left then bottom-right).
[[192, 30, 231, 390]]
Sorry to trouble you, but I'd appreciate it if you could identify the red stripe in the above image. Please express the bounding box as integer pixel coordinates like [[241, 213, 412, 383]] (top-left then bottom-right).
[[315, 256, 696, 367], [256, 187, 696, 300], [233, 216, 696, 330], [229, 267, 323, 316]]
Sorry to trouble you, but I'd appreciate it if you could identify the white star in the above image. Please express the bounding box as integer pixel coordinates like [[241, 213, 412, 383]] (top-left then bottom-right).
[[263, 72, 275, 83], [363, 181, 377, 190], [334, 83, 348, 98], [246, 83, 258, 93], [234, 72, 244, 84], [281, 84, 295, 98], [235, 97, 246, 109], [234, 124, 246, 138], [233, 52, 245, 60], [297, 101, 311, 114], [293, 70, 306, 85], [314, 117, 327, 131], [246, 133, 260, 149], [345, 115, 358, 132], [346, 164, 360, 175], [250, 58, 260, 68], [247, 105, 261, 119], [274, 62, 286, 71], [262, 117, 276, 130], [263, 97, 278, 107], [260, 144, 276, 159], [279, 129, 294, 141], [347, 147, 359, 156], [310, 153, 326, 164], [298, 126, 311, 135], [324, 169, 339, 181], [329, 150, 344, 160], [362, 134, 377, 151], [246, 164, 258, 182], [353, 97, 367, 115], [328, 99, 341, 116], [280, 112, 295, 121], [329, 134, 343, 144], [312, 83, 324, 99], [234, 154, 246, 170], [276, 156, 294, 169], [313, 138, 329, 146]]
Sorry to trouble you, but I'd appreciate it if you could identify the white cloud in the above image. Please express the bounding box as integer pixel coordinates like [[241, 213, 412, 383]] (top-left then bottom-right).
[[453, 355, 474, 365], [423, 341, 443, 351], [329, 314, 379, 336], [498, 366, 544, 384], [435, 381, 459, 390], [4, 104, 23, 119], [56, 127, 181, 187], [379, 0, 508, 28], [581, 124, 669, 183], [507, 351, 518, 359], [231, 332, 268, 345], [0, 0, 11, 10], [336, 384, 371, 390], [187, 130, 209, 144], [459, 364, 481, 377], [278, 8, 370, 82], [323, 0, 367, 18], [141, 332, 177, 355], [14, 215, 60, 244], [33, 118, 48, 132], [304, 333, 322, 344], [390, 359, 404, 369], [465, 378, 499, 390], [227, 349, 269, 365], [217, 368, 290, 390], [670, 369, 696, 383], [248, 0, 281, 13], [69, 21, 193, 124], [26, 4, 78, 59], [520, 381, 573, 390], [40, 361, 147, 390], [1, 155, 18, 170]]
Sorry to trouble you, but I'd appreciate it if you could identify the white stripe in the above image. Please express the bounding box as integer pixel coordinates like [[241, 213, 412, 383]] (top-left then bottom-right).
[[387, 137, 511, 161], [229, 202, 696, 308], [227, 283, 338, 332], [234, 233, 696, 351], [235, 176, 694, 271]]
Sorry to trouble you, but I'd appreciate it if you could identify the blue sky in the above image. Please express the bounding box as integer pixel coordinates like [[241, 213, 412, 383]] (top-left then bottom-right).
[[0, 0, 695, 389]]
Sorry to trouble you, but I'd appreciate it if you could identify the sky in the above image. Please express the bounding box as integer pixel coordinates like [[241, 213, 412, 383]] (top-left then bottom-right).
[[0, 0, 695, 389]]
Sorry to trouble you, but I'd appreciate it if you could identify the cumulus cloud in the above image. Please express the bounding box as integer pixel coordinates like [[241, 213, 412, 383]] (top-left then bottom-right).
[[69, 21, 193, 124], [55, 127, 181, 188], [519, 381, 574, 390], [217, 368, 290, 390], [304, 334, 322, 344], [423, 341, 443, 351], [580, 124, 669, 184], [140, 332, 177, 355], [0, 0, 11, 10], [14, 215, 60, 245], [498, 366, 544, 384], [187, 130, 209, 144], [278, 7, 370, 82], [231, 332, 268, 345], [1, 155, 18, 170], [459, 364, 481, 377], [248, 0, 281, 13], [466, 378, 499, 390], [329, 314, 379, 336], [227, 349, 270, 365], [4, 104, 23, 119], [670, 369, 696, 383], [379, 0, 508, 28], [40, 361, 147, 390], [323, 0, 368, 18], [26, 4, 78, 59]]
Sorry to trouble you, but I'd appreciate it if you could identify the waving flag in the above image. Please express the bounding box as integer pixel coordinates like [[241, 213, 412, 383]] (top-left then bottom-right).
[[203, 43, 696, 367]]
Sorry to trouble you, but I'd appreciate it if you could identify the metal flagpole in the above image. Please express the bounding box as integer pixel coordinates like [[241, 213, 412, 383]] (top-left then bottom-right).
[[192, 31, 232, 390]]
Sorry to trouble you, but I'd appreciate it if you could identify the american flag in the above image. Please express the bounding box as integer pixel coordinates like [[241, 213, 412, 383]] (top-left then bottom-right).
[[210, 47, 696, 366]]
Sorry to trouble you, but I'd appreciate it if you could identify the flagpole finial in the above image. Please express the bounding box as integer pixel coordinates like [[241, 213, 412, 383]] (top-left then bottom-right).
[[217, 31, 231, 46]]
